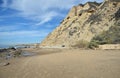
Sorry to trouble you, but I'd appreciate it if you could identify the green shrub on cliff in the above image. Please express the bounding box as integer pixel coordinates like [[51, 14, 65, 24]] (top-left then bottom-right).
[[72, 40, 89, 48], [89, 21, 120, 48]]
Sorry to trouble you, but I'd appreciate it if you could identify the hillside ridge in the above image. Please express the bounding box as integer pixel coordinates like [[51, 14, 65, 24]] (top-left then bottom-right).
[[40, 0, 120, 48]]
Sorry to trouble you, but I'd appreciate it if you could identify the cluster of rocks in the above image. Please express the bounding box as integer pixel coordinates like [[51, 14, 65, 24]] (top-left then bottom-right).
[[0, 47, 22, 60]]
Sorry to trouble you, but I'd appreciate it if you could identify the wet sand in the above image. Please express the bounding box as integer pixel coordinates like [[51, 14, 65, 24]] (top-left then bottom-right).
[[0, 49, 120, 78]]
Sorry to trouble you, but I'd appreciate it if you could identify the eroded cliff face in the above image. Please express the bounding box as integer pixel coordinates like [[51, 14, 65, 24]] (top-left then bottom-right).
[[40, 0, 120, 48]]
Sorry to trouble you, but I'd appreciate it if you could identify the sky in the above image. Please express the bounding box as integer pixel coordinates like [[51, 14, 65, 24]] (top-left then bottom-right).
[[0, 0, 103, 47]]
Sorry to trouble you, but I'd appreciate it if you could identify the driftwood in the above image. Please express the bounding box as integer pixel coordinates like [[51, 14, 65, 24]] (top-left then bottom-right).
[[0, 62, 10, 66]]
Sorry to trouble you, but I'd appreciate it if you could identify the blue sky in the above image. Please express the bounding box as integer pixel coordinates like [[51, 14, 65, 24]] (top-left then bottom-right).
[[0, 0, 103, 47]]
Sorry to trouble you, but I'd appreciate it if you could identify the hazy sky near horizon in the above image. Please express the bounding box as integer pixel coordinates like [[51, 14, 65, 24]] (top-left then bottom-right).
[[0, 0, 103, 46]]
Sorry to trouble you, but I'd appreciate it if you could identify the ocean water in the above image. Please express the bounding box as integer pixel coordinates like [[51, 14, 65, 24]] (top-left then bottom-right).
[[0, 45, 28, 49], [0, 45, 9, 49]]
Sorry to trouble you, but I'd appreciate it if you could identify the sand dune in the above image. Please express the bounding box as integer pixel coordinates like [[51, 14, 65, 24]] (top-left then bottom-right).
[[0, 49, 120, 78]]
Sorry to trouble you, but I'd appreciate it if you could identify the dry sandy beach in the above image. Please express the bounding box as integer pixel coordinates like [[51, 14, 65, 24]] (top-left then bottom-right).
[[0, 49, 120, 78]]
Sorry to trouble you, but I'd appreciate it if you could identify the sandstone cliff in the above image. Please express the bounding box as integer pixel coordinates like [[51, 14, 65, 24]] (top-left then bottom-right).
[[40, 0, 120, 48]]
